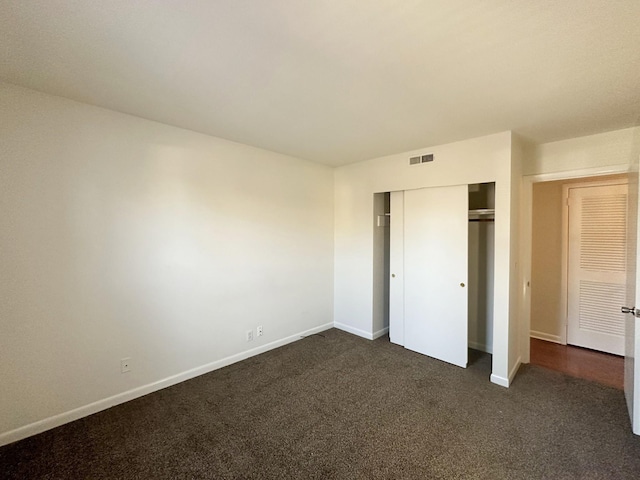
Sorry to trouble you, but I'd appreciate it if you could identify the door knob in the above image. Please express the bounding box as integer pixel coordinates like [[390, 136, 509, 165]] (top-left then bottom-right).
[[460, 282, 465, 288], [392, 274, 396, 278], [621, 306, 637, 315]]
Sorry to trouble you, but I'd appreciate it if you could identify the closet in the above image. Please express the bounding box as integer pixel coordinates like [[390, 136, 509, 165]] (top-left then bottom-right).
[[468, 183, 495, 354], [388, 182, 495, 368]]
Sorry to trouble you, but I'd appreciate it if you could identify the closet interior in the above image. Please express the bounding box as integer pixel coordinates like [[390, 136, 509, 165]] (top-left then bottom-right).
[[468, 182, 495, 354]]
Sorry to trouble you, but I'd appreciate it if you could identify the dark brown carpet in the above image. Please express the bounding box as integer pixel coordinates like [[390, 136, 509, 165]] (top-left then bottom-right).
[[2, 328, 640, 479]]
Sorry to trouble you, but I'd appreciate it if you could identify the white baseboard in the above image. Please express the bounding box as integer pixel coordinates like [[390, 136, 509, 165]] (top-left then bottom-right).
[[372, 327, 389, 340], [490, 374, 509, 387], [334, 322, 375, 340], [530, 330, 562, 344], [490, 356, 522, 388], [468, 341, 493, 354], [509, 356, 522, 384], [0, 322, 334, 448]]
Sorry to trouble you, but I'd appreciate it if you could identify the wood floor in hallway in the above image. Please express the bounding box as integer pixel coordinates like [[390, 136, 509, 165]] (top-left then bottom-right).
[[530, 337, 624, 390]]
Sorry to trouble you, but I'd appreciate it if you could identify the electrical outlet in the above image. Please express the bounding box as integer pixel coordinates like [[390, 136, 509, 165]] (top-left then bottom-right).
[[246, 330, 254, 342], [121, 357, 131, 373], [257, 325, 263, 337]]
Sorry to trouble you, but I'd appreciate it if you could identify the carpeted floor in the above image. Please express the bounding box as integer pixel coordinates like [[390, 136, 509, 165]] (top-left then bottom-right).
[[2, 328, 640, 479]]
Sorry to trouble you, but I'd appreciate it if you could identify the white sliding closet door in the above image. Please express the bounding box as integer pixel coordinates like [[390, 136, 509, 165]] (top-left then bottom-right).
[[389, 191, 405, 346], [404, 185, 468, 368]]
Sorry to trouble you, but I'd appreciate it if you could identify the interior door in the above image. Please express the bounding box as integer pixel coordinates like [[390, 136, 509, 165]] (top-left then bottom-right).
[[403, 185, 468, 368], [624, 161, 640, 434], [566, 182, 628, 355]]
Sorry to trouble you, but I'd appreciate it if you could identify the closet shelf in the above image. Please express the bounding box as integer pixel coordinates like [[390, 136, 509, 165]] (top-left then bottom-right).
[[469, 208, 495, 222], [469, 208, 495, 216]]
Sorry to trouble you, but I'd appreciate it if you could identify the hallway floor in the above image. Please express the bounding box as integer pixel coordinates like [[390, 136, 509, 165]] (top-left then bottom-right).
[[530, 337, 624, 390]]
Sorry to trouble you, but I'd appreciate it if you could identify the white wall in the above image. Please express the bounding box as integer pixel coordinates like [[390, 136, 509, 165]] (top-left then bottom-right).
[[0, 83, 334, 444], [526, 127, 640, 176], [334, 132, 520, 386], [510, 137, 524, 374], [530, 181, 564, 341]]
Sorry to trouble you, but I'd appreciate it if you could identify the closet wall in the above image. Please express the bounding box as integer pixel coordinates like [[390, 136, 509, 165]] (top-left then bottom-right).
[[335, 131, 522, 386], [372, 192, 391, 338]]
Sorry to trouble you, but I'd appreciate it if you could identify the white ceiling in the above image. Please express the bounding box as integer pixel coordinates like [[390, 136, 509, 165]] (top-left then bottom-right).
[[1, 1, 639, 166]]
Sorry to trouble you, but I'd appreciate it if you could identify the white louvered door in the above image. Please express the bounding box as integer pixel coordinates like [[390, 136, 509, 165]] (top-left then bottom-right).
[[567, 182, 629, 355]]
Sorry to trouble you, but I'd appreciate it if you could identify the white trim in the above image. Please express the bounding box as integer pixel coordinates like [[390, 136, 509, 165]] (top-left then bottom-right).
[[490, 374, 509, 387], [560, 183, 569, 345], [530, 331, 562, 344], [468, 341, 493, 354], [334, 322, 375, 340], [490, 356, 522, 388], [509, 356, 522, 384], [372, 326, 389, 340], [0, 322, 334, 448], [333, 323, 389, 340], [520, 177, 533, 364], [519, 164, 630, 366], [525, 164, 631, 183]]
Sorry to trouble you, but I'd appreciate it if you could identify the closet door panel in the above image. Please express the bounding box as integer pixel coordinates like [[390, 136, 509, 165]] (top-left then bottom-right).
[[389, 191, 404, 346], [404, 185, 468, 368]]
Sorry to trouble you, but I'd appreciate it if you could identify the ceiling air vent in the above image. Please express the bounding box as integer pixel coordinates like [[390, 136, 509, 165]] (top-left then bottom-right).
[[409, 154, 434, 165]]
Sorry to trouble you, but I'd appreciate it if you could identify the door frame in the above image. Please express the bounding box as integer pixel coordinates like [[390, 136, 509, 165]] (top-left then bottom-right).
[[519, 164, 631, 364], [561, 177, 629, 350]]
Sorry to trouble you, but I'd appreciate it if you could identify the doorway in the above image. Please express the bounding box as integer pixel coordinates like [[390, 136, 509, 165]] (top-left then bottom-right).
[[521, 162, 640, 435], [529, 174, 629, 355], [529, 337, 624, 389]]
